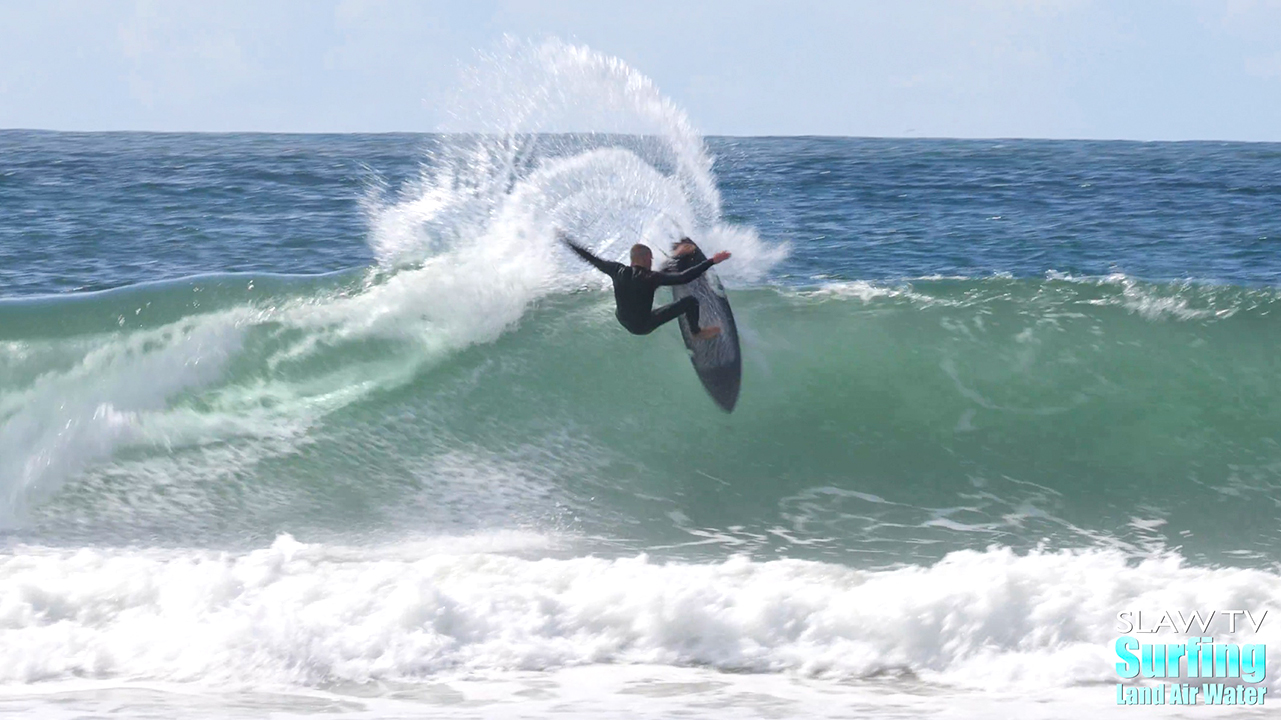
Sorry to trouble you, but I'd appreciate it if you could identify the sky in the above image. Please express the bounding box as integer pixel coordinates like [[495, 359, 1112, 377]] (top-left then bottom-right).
[[1, 0, 1280, 140]]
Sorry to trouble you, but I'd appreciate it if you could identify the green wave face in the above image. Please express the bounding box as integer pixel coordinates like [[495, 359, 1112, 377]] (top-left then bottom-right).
[[5, 273, 1279, 566]]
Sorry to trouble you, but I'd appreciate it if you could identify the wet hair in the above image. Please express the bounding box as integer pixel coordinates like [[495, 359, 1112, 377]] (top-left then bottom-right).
[[630, 244, 653, 264]]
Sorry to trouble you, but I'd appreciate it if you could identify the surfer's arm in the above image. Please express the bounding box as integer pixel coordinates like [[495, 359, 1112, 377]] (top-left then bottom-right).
[[653, 258, 715, 286], [563, 238, 622, 275]]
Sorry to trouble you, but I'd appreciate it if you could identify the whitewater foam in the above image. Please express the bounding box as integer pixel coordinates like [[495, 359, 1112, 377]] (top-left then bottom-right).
[[1, 536, 1277, 695]]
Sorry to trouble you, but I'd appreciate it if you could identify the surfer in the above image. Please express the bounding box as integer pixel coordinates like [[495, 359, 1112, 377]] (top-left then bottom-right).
[[560, 233, 731, 340]]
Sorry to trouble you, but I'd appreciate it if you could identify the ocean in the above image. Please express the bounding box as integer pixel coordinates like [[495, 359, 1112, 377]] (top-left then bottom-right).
[[1, 40, 1279, 718]]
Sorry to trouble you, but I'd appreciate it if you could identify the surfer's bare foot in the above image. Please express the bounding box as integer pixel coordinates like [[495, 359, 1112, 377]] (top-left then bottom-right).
[[693, 327, 722, 340]]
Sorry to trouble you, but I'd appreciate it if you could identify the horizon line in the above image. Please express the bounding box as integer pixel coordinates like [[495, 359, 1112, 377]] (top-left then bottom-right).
[[3, 127, 1281, 145]]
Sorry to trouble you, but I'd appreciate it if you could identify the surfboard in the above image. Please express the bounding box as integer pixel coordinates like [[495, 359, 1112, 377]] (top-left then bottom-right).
[[664, 242, 742, 412]]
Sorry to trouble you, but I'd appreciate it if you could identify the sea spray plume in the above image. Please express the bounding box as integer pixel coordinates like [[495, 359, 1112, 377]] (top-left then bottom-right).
[[446, 37, 721, 226], [366, 37, 783, 281]]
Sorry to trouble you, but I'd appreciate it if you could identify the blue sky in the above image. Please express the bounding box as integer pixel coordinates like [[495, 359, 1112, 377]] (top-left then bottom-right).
[[2, 0, 1280, 139]]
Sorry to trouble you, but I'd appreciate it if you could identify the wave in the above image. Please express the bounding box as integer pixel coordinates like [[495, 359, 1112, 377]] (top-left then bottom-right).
[[3, 269, 1281, 562]]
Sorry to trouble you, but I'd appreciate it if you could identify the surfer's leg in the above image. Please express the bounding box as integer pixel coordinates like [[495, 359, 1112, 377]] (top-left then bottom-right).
[[650, 296, 701, 333], [651, 296, 719, 339]]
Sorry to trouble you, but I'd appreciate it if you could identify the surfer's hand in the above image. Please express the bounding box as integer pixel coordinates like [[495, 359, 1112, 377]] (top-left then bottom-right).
[[711, 251, 731, 264]]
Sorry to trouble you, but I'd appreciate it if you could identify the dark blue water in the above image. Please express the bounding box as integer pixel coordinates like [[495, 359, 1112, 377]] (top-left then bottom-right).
[[720, 137, 1281, 283], [5, 131, 1281, 297]]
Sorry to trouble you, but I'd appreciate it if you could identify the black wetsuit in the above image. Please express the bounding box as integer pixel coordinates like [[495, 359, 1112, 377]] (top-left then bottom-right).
[[566, 242, 714, 335]]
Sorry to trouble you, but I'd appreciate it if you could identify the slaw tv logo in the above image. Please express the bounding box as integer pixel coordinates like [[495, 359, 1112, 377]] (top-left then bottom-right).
[[1115, 610, 1268, 706]]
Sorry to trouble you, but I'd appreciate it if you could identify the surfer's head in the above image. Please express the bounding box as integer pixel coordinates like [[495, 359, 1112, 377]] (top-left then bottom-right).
[[630, 244, 653, 269]]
